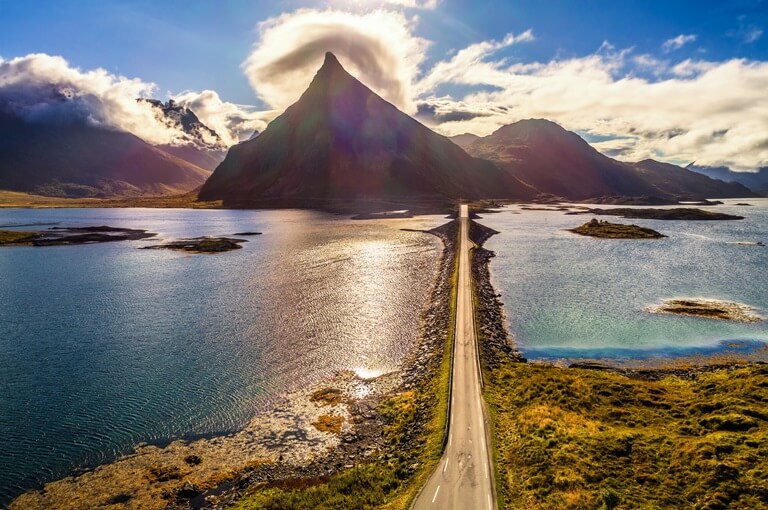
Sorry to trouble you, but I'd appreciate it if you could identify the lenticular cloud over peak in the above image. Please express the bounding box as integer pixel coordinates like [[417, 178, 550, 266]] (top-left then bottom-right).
[[241, 9, 429, 114]]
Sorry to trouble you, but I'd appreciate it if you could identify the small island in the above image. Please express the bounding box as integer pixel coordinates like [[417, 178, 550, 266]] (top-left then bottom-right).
[[569, 219, 665, 239], [0, 226, 156, 246], [647, 298, 763, 323], [141, 236, 247, 253], [567, 207, 744, 220]]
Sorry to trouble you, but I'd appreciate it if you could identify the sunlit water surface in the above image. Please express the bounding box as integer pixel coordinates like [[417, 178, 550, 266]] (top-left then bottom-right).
[[0, 208, 445, 504], [481, 199, 768, 360]]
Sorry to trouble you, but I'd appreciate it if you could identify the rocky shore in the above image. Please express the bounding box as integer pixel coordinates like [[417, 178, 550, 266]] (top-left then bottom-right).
[[468, 220, 524, 371], [11, 219, 459, 510]]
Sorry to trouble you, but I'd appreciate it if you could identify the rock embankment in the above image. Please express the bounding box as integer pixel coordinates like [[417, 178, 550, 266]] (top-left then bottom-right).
[[468, 220, 525, 370]]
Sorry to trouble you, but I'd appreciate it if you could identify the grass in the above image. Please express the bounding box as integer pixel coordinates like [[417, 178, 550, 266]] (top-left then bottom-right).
[[310, 388, 344, 406], [483, 362, 768, 509], [0, 230, 39, 244], [312, 415, 345, 435], [230, 224, 461, 510]]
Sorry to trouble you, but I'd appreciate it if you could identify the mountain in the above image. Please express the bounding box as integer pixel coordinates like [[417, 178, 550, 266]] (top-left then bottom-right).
[[631, 160, 757, 199], [462, 119, 756, 201], [140, 99, 227, 171], [449, 133, 480, 150], [687, 165, 768, 196], [0, 112, 211, 198], [199, 53, 535, 205]]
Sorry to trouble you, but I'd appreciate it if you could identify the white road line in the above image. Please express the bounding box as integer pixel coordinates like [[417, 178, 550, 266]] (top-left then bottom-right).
[[488, 493, 492, 509], [443, 458, 449, 473], [432, 485, 440, 504]]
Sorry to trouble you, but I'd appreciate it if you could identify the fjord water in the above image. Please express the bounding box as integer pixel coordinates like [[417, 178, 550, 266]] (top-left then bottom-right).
[[0, 208, 444, 504], [481, 199, 768, 360]]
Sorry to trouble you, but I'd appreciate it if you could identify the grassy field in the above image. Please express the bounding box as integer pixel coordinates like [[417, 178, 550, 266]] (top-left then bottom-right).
[[231, 227, 460, 510], [484, 362, 768, 509], [0, 189, 221, 209]]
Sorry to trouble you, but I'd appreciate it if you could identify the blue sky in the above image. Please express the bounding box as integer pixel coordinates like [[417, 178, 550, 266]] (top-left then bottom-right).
[[1, 0, 765, 105], [1, 0, 767, 169]]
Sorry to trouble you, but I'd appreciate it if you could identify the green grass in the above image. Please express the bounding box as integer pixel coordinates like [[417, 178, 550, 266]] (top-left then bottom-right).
[[484, 362, 768, 509], [0, 230, 39, 244], [231, 226, 460, 510]]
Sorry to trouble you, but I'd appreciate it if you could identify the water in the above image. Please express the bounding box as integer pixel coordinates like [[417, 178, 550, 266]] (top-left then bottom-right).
[[480, 199, 768, 360], [0, 208, 445, 504]]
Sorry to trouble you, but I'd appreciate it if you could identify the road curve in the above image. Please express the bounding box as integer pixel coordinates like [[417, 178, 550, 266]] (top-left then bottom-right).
[[413, 204, 496, 510]]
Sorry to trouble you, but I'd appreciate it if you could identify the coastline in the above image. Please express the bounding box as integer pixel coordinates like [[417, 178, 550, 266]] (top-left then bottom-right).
[[469, 215, 768, 509], [10, 220, 460, 510]]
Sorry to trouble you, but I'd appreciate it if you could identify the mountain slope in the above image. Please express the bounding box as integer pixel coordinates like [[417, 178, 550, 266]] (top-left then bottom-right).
[[687, 165, 768, 196], [199, 53, 535, 204], [0, 113, 211, 198], [632, 160, 756, 199], [464, 119, 756, 200], [449, 133, 480, 150]]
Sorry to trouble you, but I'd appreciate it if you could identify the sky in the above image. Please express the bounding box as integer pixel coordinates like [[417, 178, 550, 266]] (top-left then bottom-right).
[[1, 0, 767, 169]]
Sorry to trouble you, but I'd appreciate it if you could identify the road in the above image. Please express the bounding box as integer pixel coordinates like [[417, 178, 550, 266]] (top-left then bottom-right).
[[413, 204, 496, 510]]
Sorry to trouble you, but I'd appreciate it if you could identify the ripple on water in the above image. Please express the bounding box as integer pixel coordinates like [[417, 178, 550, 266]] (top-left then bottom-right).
[[0, 208, 446, 504]]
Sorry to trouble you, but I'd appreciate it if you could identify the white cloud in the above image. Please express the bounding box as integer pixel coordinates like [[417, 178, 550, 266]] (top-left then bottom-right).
[[0, 53, 269, 147], [172, 90, 270, 146], [241, 9, 429, 114], [744, 27, 763, 43], [662, 34, 697, 52], [419, 45, 768, 170]]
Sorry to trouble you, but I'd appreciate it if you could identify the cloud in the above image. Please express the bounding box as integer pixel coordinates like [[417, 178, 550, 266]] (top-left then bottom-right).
[[171, 90, 270, 146], [744, 27, 764, 43], [661, 34, 697, 52], [242, 9, 429, 114], [0, 53, 268, 147], [418, 42, 768, 170]]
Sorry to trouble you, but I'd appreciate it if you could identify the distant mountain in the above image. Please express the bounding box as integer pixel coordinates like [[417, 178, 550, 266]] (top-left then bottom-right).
[[462, 119, 756, 201], [631, 159, 757, 199], [139, 99, 227, 171], [0, 112, 211, 198], [449, 133, 480, 150], [687, 165, 768, 196], [199, 53, 535, 205]]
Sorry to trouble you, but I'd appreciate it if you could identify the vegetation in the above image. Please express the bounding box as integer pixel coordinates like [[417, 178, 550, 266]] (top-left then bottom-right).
[[0, 230, 39, 244], [484, 362, 768, 509], [569, 219, 665, 239], [230, 225, 460, 510], [311, 415, 345, 435]]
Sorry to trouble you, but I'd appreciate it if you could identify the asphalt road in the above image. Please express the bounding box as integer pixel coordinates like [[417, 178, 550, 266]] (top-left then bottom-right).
[[413, 204, 496, 510]]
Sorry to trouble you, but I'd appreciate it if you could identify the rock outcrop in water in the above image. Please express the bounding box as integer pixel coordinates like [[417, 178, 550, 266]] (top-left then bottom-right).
[[569, 219, 665, 239], [647, 299, 763, 323], [568, 207, 744, 220], [141, 237, 247, 253], [0, 226, 156, 246]]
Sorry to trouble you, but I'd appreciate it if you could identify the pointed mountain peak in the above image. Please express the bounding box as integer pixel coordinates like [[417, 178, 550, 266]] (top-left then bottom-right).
[[323, 51, 341, 68]]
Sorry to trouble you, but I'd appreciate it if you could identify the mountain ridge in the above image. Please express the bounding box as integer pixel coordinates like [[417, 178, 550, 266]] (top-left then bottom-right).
[[198, 52, 536, 204]]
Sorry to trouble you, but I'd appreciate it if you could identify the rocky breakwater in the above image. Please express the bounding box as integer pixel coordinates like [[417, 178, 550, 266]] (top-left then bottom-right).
[[468, 219, 525, 371]]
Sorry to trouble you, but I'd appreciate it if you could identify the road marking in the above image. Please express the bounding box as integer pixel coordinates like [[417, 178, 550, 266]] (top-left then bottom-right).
[[485, 462, 488, 479], [488, 493, 492, 509], [443, 458, 449, 473], [432, 485, 440, 504]]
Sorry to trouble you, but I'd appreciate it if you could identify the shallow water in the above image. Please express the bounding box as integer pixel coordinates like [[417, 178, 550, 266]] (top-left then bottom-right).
[[0, 208, 445, 504], [480, 199, 768, 361]]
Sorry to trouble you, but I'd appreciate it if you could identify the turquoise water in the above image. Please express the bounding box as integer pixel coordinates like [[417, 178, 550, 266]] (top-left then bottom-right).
[[480, 199, 768, 360], [0, 208, 445, 504]]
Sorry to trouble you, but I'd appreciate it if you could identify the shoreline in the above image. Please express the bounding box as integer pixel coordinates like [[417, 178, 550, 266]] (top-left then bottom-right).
[[9, 220, 459, 510], [468, 217, 767, 374]]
